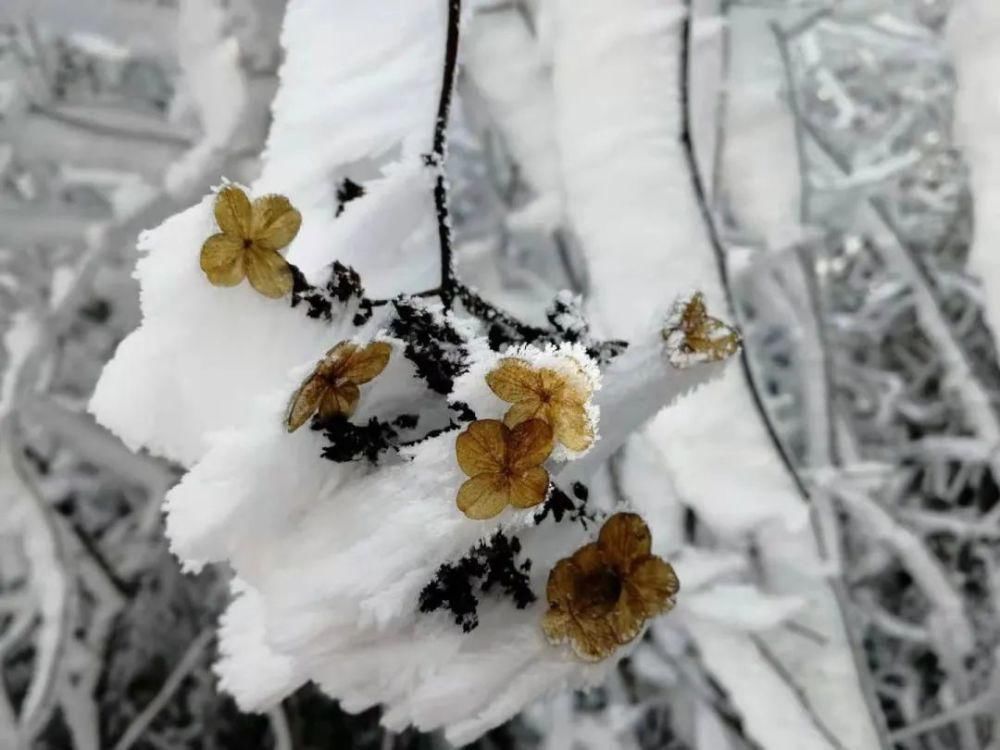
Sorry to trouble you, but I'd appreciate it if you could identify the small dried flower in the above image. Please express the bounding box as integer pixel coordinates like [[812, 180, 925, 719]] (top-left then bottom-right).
[[662, 292, 741, 368], [286, 341, 391, 432], [543, 512, 679, 661], [200, 185, 302, 298], [455, 419, 554, 519], [485, 358, 593, 452]]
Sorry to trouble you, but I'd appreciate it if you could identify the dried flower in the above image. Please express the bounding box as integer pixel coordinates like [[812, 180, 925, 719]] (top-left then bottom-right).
[[200, 185, 302, 298], [286, 341, 391, 431], [542, 513, 679, 661], [455, 419, 554, 519], [485, 358, 593, 452], [662, 292, 741, 368]]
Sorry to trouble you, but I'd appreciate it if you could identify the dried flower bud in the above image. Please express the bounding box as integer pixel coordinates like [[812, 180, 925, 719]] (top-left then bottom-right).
[[662, 292, 741, 368]]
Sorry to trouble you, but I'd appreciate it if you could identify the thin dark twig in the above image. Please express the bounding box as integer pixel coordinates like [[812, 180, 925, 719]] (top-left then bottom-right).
[[455, 282, 547, 339], [428, 0, 463, 309], [682, 12, 893, 748], [678, 6, 808, 499]]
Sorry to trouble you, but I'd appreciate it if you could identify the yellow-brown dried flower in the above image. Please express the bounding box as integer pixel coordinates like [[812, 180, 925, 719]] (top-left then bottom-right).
[[200, 185, 301, 298], [485, 358, 593, 452], [662, 292, 741, 368], [543, 513, 679, 661], [455, 418, 554, 519], [285, 341, 391, 432]]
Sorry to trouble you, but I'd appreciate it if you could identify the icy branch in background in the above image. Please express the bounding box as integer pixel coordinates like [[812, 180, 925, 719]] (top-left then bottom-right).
[[165, 0, 248, 195], [548, 0, 882, 747], [463, 5, 562, 229], [950, 0, 1000, 350]]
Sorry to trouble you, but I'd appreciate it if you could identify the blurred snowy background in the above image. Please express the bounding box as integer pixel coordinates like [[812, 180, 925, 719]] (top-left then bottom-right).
[[2, 0, 1000, 749]]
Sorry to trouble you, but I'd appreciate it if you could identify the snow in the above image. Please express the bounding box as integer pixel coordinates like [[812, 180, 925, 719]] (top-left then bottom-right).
[[949, 0, 1000, 347], [1, 312, 39, 418], [84, 0, 879, 743], [681, 584, 806, 631], [166, 0, 248, 195], [720, 6, 804, 251], [689, 623, 837, 750], [89, 188, 359, 467], [92, 0, 449, 466], [464, 7, 562, 219]]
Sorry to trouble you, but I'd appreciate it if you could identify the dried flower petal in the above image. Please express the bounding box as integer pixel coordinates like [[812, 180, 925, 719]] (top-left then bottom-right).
[[246, 246, 294, 298], [485, 358, 538, 403], [285, 341, 392, 432], [486, 358, 594, 452], [508, 467, 550, 509], [251, 195, 302, 251], [543, 512, 678, 661], [319, 381, 360, 418], [456, 420, 507, 476], [597, 512, 652, 568], [200, 186, 301, 298], [339, 341, 392, 384], [214, 185, 252, 236], [200, 234, 245, 286], [662, 292, 741, 368], [457, 474, 511, 520], [508, 419, 555, 472], [318, 342, 360, 376], [625, 557, 679, 618], [286, 376, 328, 432], [454, 418, 553, 519]]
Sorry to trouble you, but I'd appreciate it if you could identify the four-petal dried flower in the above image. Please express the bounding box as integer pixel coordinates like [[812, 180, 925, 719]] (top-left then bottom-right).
[[455, 418, 554, 519], [286, 341, 391, 431], [662, 292, 741, 368], [543, 512, 678, 661], [201, 185, 302, 298], [486, 358, 594, 452]]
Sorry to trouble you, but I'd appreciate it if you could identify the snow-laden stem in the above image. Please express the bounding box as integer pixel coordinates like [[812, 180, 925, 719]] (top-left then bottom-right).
[[111, 629, 213, 750], [820, 478, 979, 749], [2, 432, 71, 746], [431, 0, 462, 310], [750, 635, 850, 750], [558, 340, 729, 483]]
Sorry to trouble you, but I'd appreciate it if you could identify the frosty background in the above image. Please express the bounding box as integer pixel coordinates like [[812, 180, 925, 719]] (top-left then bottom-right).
[[2, 0, 999, 749]]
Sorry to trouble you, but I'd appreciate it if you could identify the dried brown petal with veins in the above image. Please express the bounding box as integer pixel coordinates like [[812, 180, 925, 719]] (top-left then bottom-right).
[[285, 341, 392, 432], [662, 292, 741, 368], [455, 418, 554, 519], [542, 512, 679, 661], [486, 358, 594, 452], [200, 185, 301, 298]]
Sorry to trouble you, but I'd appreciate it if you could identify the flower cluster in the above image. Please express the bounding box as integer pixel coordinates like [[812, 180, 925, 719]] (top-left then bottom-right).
[[194, 193, 688, 666], [443, 353, 678, 661], [452, 355, 594, 521]]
